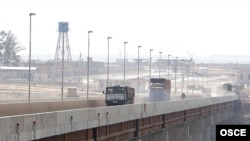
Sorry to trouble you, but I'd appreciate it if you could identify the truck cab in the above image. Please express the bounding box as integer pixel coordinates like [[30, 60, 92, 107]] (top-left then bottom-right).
[[104, 85, 135, 106]]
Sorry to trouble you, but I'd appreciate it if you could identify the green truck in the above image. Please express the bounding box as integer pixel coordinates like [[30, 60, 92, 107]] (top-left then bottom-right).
[[103, 85, 135, 106]]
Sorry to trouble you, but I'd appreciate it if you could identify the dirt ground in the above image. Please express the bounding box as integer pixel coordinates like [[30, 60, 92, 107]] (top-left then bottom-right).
[[0, 67, 239, 104], [0, 80, 232, 103], [0, 82, 105, 103]]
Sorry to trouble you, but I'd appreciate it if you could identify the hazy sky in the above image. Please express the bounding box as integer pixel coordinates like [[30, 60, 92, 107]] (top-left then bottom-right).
[[1, 0, 250, 63]]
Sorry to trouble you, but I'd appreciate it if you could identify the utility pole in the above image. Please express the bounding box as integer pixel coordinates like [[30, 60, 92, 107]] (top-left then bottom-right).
[[124, 41, 128, 86], [137, 46, 142, 95]]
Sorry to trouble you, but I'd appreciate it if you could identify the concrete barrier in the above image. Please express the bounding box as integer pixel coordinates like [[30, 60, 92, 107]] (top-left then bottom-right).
[[0, 100, 105, 117], [0, 95, 239, 141]]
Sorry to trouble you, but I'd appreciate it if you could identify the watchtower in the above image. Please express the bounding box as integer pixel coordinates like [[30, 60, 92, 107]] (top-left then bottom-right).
[[53, 22, 72, 82], [54, 22, 72, 61]]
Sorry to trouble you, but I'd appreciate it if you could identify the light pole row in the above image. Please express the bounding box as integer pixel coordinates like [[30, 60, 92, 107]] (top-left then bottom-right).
[[28, 12, 178, 101]]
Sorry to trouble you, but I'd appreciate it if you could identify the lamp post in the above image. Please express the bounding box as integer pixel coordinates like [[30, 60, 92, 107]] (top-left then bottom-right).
[[196, 64, 200, 94], [28, 12, 35, 103], [61, 23, 66, 101], [159, 52, 163, 78], [149, 49, 153, 79], [232, 63, 235, 82], [107, 37, 112, 87], [187, 59, 190, 95], [168, 54, 171, 79], [79, 53, 82, 83], [124, 41, 128, 86], [175, 57, 178, 94], [181, 59, 184, 93], [137, 46, 142, 95], [87, 31, 93, 99], [201, 64, 203, 92], [192, 60, 195, 94]]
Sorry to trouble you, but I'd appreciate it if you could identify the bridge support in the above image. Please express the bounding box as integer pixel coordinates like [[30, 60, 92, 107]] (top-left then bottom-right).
[[166, 118, 210, 141], [137, 118, 211, 141], [188, 117, 211, 141], [137, 109, 233, 141]]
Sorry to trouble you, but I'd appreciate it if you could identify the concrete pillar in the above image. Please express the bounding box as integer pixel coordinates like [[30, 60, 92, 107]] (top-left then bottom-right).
[[210, 125, 216, 141], [150, 130, 167, 141], [188, 119, 203, 141], [136, 111, 234, 141], [202, 116, 212, 141], [168, 124, 189, 141], [188, 126, 210, 141], [220, 109, 232, 121], [140, 118, 212, 141], [210, 110, 232, 141], [139, 130, 167, 141], [201, 127, 210, 141], [211, 113, 220, 125]]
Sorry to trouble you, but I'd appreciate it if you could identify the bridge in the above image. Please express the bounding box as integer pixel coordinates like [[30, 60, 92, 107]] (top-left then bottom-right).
[[0, 94, 239, 141]]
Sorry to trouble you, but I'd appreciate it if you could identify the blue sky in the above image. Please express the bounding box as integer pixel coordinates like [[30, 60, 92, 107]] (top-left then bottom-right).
[[1, 0, 250, 63]]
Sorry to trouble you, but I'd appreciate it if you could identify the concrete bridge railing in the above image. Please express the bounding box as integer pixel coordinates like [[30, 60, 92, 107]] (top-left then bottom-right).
[[0, 94, 239, 141]]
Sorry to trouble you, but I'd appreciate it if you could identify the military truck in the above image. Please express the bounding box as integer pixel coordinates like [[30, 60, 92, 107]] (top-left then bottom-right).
[[149, 78, 171, 101], [219, 82, 244, 95], [103, 85, 135, 106]]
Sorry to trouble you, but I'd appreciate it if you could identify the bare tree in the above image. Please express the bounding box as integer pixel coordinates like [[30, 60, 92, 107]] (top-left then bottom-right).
[[0, 30, 24, 66]]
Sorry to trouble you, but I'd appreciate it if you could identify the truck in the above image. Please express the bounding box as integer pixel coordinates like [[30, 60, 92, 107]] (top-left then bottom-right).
[[149, 78, 171, 102], [103, 85, 135, 106], [219, 82, 244, 95]]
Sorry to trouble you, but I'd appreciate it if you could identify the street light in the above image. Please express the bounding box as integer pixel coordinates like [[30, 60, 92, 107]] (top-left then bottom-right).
[[196, 64, 200, 94], [175, 57, 178, 94], [149, 49, 153, 80], [61, 23, 66, 101], [107, 37, 112, 87], [159, 52, 163, 78], [28, 12, 35, 103], [181, 59, 185, 93], [87, 31, 93, 99], [192, 59, 195, 94], [79, 53, 82, 83], [137, 46, 142, 95], [168, 54, 171, 79], [124, 41, 128, 86], [187, 59, 190, 95], [201, 64, 203, 91]]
